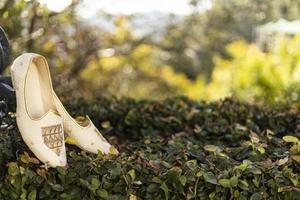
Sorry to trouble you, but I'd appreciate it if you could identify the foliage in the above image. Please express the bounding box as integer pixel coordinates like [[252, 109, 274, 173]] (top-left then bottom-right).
[[75, 17, 205, 100], [204, 36, 300, 104], [161, 0, 300, 79], [2, 0, 300, 103], [1, 97, 300, 199], [77, 33, 300, 103], [0, 0, 204, 100], [1, 1, 300, 199]]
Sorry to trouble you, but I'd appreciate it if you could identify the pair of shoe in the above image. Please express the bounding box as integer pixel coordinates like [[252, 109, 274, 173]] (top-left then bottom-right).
[[11, 53, 117, 167]]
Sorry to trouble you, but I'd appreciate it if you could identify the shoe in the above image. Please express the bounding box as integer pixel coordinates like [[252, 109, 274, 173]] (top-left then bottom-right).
[[53, 92, 116, 155], [11, 53, 67, 167]]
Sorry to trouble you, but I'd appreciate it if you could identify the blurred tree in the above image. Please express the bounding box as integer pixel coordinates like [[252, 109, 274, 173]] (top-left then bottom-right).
[[0, 1, 204, 100], [1, 0, 300, 103], [77, 16, 205, 100], [0, 0, 107, 76], [159, 0, 300, 80], [204, 35, 300, 104]]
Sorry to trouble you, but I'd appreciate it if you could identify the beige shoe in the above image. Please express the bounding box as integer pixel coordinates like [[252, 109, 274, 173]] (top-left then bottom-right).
[[11, 53, 67, 167], [53, 93, 115, 155]]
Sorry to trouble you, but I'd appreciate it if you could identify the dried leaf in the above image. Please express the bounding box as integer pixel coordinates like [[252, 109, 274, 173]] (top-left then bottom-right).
[[282, 136, 299, 143]]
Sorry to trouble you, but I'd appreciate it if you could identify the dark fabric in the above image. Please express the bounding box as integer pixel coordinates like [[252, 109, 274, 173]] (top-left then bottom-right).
[[0, 26, 14, 115], [0, 75, 13, 87], [0, 77, 16, 115], [0, 81, 15, 101], [0, 100, 8, 117], [0, 26, 10, 73]]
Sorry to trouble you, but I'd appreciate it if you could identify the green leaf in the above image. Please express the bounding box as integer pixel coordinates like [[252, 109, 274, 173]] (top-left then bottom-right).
[[152, 177, 162, 183], [289, 176, 299, 186], [110, 163, 122, 176], [219, 179, 230, 188], [289, 144, 300, 154], [8, 162, 19, 176], [160, 182, 169, 200], [21, 190, 27, 200], [278, 157, 288, 166], [80, 179, 89, 187], [166, 168, 180, 183], [179, 176, 187, 186], [101, 121, 111, 128], [252, 177, 259, 188], [233, 190, 240, 198], [235, 162, 248, 171], [147, 183, 159, 193], [65, 137, 78, 145], [97, 189, 108, 198], [257, 146, 265, 154], [144, 139, 151, 144], [28, 190, 37, 200], [247, 167, 261, 175], [203, 172, 218, 185], [109, 146, 119, 155], [56, 167, 67, 176], [250, 192, 262, 200], [230, 176, 238, 187], [209, 192, 216, 199], [204, 145, 221, 152], [128, 169, 136, 181], [51, 184, 64, 191], [196, 171, 203, 177], [161, 161, 171, 168], [91, 178, 100, 190], [238, 180, 249, 191], [283, 136, 299, 143]]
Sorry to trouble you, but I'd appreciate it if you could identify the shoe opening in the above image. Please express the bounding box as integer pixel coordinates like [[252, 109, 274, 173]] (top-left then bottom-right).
[[25, 56, 56, 119]]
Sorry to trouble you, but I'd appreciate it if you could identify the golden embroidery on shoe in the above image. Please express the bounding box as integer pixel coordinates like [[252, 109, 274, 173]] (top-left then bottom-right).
[[41, 124, 63, 156]]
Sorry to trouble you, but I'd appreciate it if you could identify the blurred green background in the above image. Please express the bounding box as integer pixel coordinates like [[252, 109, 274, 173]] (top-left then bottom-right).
[[1, 0, 300, 105]]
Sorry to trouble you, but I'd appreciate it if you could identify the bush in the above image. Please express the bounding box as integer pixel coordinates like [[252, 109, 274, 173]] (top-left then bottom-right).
[[205, 36, 300, 104], [0, 97, 300, 199]]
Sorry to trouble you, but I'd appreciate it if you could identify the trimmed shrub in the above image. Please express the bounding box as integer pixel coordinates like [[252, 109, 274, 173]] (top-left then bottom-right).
[[0, 97, 300, 199]]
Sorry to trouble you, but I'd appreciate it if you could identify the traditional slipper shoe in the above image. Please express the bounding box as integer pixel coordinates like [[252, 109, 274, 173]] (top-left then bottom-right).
[[53, 92, 116, 155], [11, 53, 67, 167]]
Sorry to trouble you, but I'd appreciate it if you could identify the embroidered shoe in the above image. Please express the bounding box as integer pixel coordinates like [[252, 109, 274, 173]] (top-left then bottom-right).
[[53, 92, 116, 155], [11, 53, 67, 167]]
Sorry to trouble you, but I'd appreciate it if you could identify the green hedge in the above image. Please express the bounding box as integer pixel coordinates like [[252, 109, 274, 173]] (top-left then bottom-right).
[[0, 97, 300, 200]]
